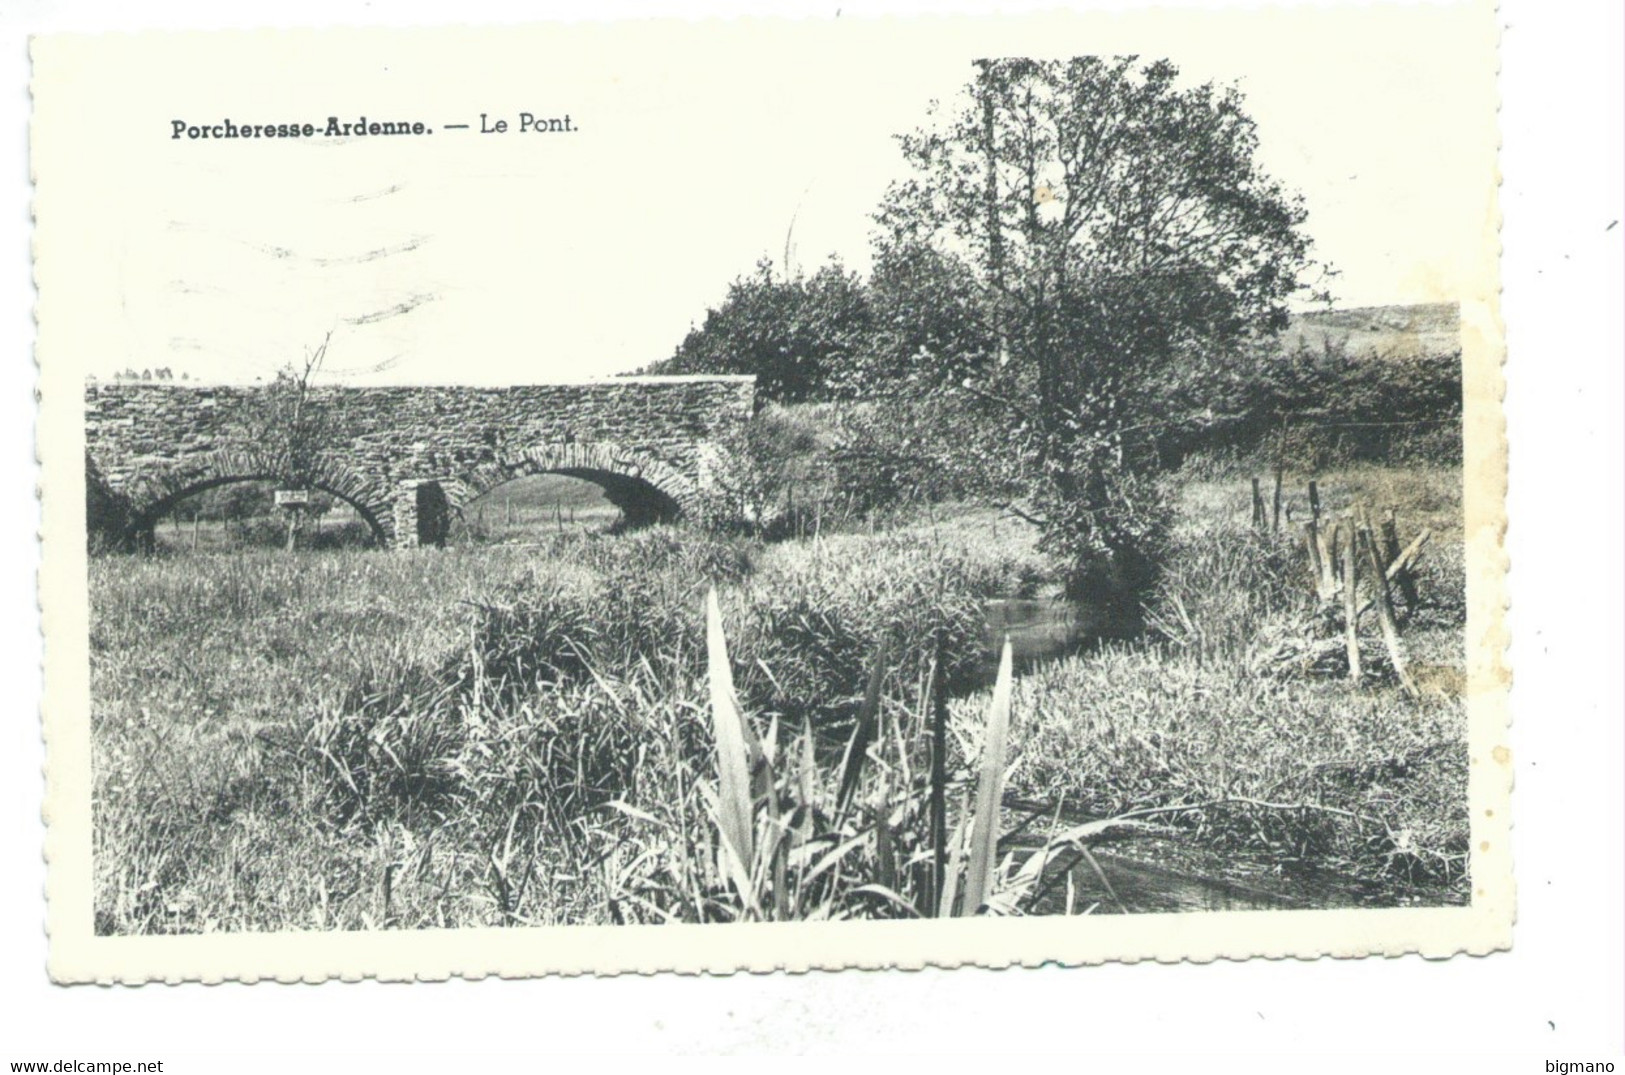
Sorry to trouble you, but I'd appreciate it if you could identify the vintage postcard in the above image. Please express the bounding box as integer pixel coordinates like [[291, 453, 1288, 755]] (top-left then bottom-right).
[[33, 4, 1507, 982]]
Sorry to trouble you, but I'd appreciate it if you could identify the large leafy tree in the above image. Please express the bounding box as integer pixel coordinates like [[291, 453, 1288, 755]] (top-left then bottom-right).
[[876, 57, 1323, 603]]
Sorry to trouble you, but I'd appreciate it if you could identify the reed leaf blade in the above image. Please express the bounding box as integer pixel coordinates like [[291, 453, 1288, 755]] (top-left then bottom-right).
[[961, 637, 1014, 915], [835, 637, 888, 821], [705, 588, 755, 876]]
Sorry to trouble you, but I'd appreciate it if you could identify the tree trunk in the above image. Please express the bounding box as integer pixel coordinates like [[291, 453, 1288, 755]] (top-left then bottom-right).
[[975, 59, 1007, 361]]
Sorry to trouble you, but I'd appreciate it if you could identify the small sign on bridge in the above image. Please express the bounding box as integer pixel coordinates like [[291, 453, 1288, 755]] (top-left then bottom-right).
[[274, 489, 310, 508]]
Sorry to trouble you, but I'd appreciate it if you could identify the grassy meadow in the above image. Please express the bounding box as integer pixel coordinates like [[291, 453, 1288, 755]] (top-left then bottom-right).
[[90, 464, 1468, 933]]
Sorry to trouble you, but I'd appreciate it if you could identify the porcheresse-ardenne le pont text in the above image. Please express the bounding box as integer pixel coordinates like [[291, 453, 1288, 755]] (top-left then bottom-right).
[[170, 113, 575, 140]]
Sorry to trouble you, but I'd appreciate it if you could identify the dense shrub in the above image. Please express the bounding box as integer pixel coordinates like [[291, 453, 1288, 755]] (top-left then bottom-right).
[[728, 532, 1037, 728], [1142, 523, 1311, 666], [445, 523, 1033, 735], [990, 647, 1468, 889], [823, 395, 1017, 517], [217, 515, 374, 550], [449, 528, 756, 699], [302, 520, 376, 550], [693, 406, 833, 537], [1034, 462, 1174, 624]]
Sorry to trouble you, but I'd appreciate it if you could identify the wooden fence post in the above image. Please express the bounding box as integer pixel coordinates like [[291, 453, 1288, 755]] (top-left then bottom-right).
[[1308, 480, 1321, 523], [1251, 478, 1265, 529], [1271, 462, 1284, 533], [1305, 521, 1324, 596], [1361, 524, 1419, 697], [1321, 523, 1339, 593], [1272, 418, 1289, 534], [1341, 517, 1361, 683], [1307, 518, 1337, 600]]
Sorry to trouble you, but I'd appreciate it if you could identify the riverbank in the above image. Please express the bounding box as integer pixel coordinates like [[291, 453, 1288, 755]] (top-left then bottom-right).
[[965, 462, 1469, 897], [88, 463, 1466, 932]]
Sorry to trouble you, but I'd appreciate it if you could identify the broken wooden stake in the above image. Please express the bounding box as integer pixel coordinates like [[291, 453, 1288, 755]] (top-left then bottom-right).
[[1360, 525, 1419, 698], [1340, 518, 1361, 682], [1271, 464, 1284, 533], [1388, 528, 1431, 583], [1348, 529, 1434, 619], [1305, 519, 1339, 600]]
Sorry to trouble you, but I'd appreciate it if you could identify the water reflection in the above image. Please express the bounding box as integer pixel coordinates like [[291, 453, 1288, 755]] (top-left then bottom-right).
[[986, 598, 1085, 661]]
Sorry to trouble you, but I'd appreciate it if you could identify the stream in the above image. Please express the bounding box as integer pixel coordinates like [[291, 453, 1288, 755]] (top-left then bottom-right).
[[983, 596, 1120, 667]]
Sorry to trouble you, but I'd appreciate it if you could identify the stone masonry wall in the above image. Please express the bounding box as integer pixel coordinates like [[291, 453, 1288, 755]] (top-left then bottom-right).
[[85, 375, 756, 546]]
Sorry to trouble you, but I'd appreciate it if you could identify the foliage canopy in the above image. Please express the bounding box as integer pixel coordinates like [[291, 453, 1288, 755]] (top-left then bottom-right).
[[874, 57, 1324, 600]]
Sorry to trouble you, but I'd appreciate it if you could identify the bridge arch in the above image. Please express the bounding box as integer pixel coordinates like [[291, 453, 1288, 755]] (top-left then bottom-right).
[[447, 441, 696, 533], [113, 448, 392, 548]]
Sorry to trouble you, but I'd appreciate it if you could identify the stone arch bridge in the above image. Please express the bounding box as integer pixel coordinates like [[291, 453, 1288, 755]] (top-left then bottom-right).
[[84, 376, 755, 549]]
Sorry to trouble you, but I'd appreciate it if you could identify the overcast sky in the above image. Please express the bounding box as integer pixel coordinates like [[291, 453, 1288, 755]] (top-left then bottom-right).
[[35, 4, 1498, 385]]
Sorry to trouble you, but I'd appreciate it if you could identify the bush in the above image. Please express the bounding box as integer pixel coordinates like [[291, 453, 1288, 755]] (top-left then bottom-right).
[[824, 396, 1009, 517], [227, 516, 291, 548], [693, 406, 832, 537], [647, 259, 871, 404], [729, 534, 1028, 728], [447, 528, 756, 700], [442, 523, 1027, 736], [1027, 448, 1176, 625], [696, 397, 1020, 537]]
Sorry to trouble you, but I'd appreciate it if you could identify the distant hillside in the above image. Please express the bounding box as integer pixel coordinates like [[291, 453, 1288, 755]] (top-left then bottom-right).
[[1281, 302, 1460, 360]]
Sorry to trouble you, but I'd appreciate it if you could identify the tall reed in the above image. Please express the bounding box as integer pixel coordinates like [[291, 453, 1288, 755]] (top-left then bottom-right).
[[695, 589, 1064, 919]]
